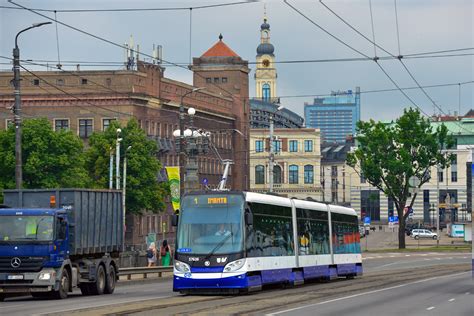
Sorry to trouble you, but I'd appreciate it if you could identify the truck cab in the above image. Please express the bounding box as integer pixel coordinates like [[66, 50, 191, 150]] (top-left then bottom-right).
[[0, 208, 70, 299]]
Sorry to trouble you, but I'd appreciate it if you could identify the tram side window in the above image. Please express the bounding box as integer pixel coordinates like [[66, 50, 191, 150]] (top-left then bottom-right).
[[296, 208, 330, 255], [247, 203, 294, 257], [331, 213, 360, 254]]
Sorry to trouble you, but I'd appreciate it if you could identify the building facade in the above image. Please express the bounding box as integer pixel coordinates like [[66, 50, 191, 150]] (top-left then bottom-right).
[[304, 88, 361, 143], [250, 128, 322, 199], [348, 118, 474, 224], [0, 36, 250, 246], [320, 140, 354, 206]]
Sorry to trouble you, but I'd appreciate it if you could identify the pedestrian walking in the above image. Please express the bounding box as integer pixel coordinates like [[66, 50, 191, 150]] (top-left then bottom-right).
[[160, 240, 172, 266], [147, 242, 157, 267]]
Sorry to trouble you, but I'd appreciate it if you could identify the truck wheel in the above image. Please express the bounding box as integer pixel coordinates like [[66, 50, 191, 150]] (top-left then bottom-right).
[[53, 269, 70, 299], [90, 265, 106, 295], [104, 265, 116, 294]]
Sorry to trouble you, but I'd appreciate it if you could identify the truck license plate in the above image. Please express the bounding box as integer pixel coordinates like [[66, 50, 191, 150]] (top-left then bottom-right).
[[7, 275, 24, 280]]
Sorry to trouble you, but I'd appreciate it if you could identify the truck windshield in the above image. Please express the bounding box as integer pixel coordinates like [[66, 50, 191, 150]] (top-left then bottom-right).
[[177, 194, 244, 255], [0, 215, 54, 242]]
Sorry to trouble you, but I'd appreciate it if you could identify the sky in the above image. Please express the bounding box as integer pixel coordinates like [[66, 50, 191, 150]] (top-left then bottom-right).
[[1, 0, 473, 122]]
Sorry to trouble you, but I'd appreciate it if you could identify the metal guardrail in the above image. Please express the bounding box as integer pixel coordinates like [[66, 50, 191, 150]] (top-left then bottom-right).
[[118, 266, 173, 280]]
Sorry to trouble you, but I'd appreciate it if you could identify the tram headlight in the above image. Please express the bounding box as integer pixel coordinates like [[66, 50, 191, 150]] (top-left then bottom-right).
[[223, 259, 245, 273], [174, 260, 191, 273]]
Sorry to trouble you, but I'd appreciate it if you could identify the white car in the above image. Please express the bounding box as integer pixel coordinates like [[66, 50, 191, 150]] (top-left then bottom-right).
[[411, 229, 438, 240]]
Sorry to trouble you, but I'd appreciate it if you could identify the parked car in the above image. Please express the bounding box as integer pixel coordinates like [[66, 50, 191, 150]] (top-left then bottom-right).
[[411, 229, 438, 240], [405, 223, 430, 236]]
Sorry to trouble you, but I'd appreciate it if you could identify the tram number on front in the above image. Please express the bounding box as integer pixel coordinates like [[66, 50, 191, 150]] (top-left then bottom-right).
[[207, 197, 227, 204]]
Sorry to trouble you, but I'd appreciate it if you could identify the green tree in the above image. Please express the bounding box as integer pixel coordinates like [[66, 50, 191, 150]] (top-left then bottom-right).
[[86, 119, 169, 214], [347, 108, 453, 249], [0, 118, 90, 189]]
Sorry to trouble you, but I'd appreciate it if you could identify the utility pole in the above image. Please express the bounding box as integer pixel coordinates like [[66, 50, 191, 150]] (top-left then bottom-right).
[[12, 22, 51, 189], [269, 112, 275, 193], [185, 107, 199, 192], [269, 105, 283, 193]]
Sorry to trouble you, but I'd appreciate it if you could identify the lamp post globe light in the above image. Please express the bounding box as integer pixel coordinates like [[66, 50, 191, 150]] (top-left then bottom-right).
[[179, 88, 205, 197], [13, 22, 51, 189]]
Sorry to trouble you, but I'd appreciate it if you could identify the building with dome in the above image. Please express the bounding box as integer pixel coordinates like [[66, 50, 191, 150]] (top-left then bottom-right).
[[250, 16, 304, 129], [255, 17, 277, 102]]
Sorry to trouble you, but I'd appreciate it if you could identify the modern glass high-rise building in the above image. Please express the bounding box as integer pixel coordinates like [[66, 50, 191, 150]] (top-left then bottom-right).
[[304, 87, 360, 143]]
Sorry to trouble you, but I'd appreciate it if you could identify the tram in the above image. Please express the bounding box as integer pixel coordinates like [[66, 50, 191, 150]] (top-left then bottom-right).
[[172, 191, 362, 294]]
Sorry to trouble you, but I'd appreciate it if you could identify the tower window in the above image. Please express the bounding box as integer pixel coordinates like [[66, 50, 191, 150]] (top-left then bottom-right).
[[81, 78, 88, 85], [222, 77, 228, 83], [213, 77, 219, 83], [262, 83, 270, 101]]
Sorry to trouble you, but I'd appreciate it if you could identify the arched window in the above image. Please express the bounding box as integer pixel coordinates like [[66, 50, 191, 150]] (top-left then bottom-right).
[[289, 165, 299, 184], [255, 165, 265, 184], [274, 165, 282, 184], [262, 83, 270, 101], [304, 165, 314, 184]]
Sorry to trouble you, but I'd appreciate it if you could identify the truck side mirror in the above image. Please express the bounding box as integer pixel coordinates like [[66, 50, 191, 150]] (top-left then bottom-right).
[[172, 214, 179, 227], [245, 212, 253, 226]]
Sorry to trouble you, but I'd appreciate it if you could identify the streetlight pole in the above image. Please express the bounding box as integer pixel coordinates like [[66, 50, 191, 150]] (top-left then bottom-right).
[[109, 147, 114, 189], [123, 145, 132, 237], [436, 165, 440, 247], [179, 87, 205, 197], [269, 105, 283, 193], [116, 129, 122, 190], [13, 22, 51, 189]]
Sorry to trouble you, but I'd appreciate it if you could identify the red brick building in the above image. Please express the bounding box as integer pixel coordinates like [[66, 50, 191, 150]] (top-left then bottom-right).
[[0, 36, 250, 247]]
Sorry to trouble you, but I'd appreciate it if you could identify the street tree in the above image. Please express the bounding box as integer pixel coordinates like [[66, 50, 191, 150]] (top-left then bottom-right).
[[347, 108, 454, 249], [86, 119, 169, 214], [0, 118, 90, 190]]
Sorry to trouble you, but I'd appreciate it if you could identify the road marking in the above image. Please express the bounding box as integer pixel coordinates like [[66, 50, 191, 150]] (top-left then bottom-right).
[[0, 304, 24, 309], [448, 298, 455, 302], [465, 292, 470, 295], [376, 261, 400, 268], [31, 295, 173, 316], [266, 272, 469, 316], [426, 306, 435, 311], [405, 255, 411, 257]]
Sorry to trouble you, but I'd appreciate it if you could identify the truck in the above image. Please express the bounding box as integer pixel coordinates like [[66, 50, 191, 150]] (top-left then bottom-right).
[[0, 189, 123, 300]]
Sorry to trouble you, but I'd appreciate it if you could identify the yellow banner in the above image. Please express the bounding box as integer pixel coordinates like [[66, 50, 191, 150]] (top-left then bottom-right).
[[165, 167, 180, 212]]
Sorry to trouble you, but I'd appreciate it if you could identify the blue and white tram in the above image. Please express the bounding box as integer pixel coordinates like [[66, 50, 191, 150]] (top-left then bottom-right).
[[173, 191, 362, 294]]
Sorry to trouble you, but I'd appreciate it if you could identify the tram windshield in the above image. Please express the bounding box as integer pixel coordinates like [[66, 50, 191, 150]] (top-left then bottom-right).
[[177, 194, 244, 255]]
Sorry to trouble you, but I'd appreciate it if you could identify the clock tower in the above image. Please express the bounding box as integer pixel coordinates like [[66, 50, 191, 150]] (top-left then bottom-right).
[[255, 16, 277, 102]]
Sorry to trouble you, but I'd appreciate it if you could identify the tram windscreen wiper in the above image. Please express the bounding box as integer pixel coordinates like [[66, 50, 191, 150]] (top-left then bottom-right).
[[204, 233, 233, 260]]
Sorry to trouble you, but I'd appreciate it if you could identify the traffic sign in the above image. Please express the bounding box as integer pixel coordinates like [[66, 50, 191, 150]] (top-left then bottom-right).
[[364, 216, 371, 226]]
